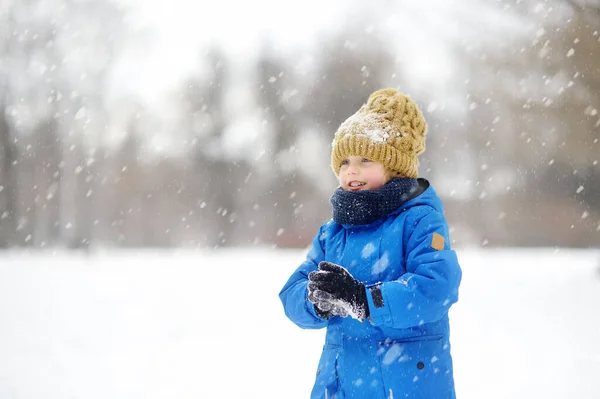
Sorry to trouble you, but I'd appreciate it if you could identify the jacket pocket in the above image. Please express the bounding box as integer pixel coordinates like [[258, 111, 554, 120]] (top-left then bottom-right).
[[377, 336, 454, 399], [311, 344, 342, 399]]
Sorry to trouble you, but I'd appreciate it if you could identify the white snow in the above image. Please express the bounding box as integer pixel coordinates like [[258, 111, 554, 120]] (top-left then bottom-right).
[[0, 247, 599, 398], [371, 252, 390, 275], [336, 113, 393, 144], [362, 242, 376, 258]]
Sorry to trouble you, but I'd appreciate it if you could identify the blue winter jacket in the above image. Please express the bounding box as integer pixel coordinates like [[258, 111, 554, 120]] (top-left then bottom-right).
[[279, 179, 462, 399]]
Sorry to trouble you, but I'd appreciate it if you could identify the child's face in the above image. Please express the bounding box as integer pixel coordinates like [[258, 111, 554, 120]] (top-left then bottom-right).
[[337, 155, 389, 192]]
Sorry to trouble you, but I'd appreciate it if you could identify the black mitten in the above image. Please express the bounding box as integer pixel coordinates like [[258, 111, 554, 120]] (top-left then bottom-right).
[[312, 301, 335, 319], [308, 261, 370, 322], [308, 288, 349, 319]]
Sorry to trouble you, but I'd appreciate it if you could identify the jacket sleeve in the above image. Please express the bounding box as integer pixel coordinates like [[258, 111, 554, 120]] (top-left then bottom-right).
[[365, 207, 462, 329], [278, 225, 329, 329]]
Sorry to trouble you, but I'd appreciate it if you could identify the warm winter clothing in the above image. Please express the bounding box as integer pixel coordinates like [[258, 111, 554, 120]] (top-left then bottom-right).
[[330, 89, 427, 178], [279, 178, 462, 399], [308, 261, 370, 322], [281, 87, 460, 398], [330, 177, 419, 225]]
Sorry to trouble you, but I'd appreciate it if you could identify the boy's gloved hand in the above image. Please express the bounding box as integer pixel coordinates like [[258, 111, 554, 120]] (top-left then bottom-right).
[[308, 287, 350, 319], [307, 261, 370, 322], [312, 303, 334, 319], [309, 296, 349, 320]]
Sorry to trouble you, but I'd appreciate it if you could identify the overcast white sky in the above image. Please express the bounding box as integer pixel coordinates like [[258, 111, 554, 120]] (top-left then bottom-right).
[[112, 0, 533, 107], [113, 0, 348, 104]]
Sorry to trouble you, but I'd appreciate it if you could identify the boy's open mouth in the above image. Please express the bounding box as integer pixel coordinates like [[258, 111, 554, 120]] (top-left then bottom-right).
[[349, 181, 366, 190]]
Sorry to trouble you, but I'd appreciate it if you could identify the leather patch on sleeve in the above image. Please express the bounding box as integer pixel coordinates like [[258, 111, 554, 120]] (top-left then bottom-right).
[[431, 232, 445, 250]]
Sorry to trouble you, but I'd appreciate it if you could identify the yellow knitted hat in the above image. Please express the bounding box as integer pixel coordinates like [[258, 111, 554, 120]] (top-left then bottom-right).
[[331, 88, 427, 178]]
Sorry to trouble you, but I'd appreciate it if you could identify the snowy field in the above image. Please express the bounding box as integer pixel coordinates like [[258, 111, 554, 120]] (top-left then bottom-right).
[[0, 247, 599, 399]]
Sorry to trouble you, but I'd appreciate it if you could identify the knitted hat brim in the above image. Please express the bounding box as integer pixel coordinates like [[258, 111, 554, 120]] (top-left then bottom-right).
[[331, 135, 419, 178]]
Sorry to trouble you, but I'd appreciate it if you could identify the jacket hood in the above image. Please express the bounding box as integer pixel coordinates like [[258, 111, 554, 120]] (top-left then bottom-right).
[[388, 178, 444, 216]]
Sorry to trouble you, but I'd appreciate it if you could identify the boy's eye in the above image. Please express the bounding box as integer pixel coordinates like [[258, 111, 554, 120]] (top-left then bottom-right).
[[361, 158, 371, 162], [340, 159, 349, 166]]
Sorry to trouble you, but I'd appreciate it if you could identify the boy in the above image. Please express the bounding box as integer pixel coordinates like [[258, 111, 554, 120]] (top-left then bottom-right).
[[279, 88, 462, 399]]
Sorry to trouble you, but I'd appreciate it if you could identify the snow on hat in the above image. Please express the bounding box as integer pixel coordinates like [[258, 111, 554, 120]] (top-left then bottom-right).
[[330, 88, 427, 178]]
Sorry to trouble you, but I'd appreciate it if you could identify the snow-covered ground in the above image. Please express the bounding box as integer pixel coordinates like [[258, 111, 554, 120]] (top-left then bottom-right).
[[0, 247, 599, 399]]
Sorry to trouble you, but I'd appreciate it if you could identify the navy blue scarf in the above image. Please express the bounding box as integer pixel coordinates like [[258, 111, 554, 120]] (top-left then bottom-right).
[[330, 178, 419, 226]]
